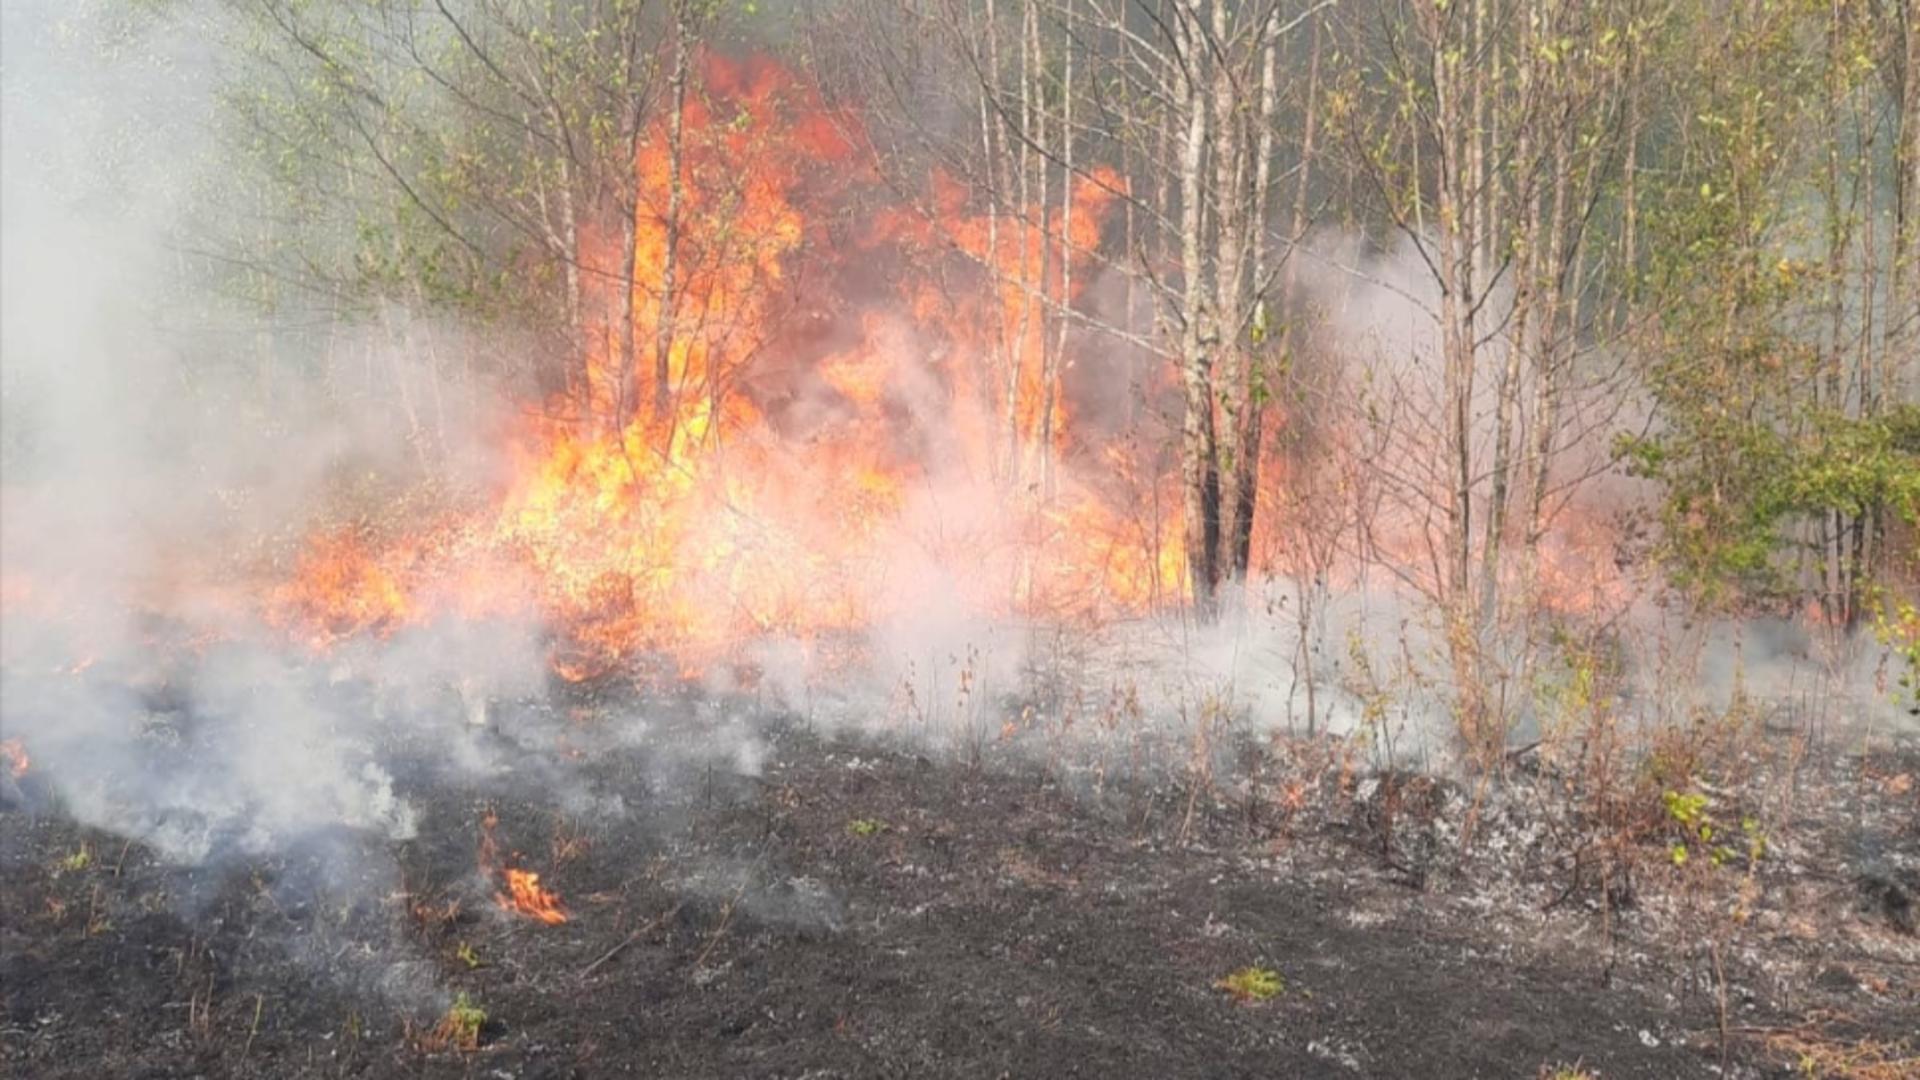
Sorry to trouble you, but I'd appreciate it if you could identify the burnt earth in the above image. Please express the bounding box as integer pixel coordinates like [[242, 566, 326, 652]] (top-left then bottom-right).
[[2, 705, 1915, 1079]]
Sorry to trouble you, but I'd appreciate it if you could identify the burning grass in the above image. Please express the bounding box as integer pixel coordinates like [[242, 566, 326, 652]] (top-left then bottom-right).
[[246, 54, 1197, 687], [0, 35, 1904, 1080], [478, 810, 568, 926], [2, 738, 29, 778], [0, 9, 1912, 1080], [215, 50, 1635, 697], [496, 869, 566, 926]]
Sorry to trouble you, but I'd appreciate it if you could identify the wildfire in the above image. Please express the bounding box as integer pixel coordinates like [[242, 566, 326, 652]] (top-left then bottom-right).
[[265, 52, 1183, 678], [260, 51, 1625, 679], [478, 811, 567, 925], [1, 738, 27, 779]]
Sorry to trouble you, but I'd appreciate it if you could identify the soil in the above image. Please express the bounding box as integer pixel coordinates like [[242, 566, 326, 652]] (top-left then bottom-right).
[[2, 691, 1915, 1079]]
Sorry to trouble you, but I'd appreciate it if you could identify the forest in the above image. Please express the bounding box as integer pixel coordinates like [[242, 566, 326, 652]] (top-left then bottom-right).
[[0, 0, 1916, 1076]]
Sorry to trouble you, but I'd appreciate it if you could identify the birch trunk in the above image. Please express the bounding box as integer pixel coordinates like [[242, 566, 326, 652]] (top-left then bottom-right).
[[651, 2, 692, 427], [1213, 0, 1252, 588], [1177, 0, 1219, 615]]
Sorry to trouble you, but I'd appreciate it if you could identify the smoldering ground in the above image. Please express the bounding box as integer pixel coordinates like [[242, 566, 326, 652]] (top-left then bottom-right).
[[3, 11, 1914, 1077], [0, 1, 730, 1017], [3, 0, 1904, 870]]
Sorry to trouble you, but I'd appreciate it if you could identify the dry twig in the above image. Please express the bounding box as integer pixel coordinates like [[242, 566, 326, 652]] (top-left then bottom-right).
[[580, 902, 684, 979]]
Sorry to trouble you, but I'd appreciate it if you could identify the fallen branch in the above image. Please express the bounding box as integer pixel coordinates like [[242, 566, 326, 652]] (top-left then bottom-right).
[[580, 902, 684, 980], [243, 993, 263, 1059], [693, 884, 747, 969]]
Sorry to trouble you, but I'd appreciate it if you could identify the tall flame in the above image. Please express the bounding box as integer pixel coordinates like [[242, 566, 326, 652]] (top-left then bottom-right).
[[262, 52, 1627, 675], [268, 53, 1185, 676]]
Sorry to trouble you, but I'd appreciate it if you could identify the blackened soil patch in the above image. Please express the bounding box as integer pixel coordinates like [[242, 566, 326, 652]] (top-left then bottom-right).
[[3, 718, 1913, 1078]]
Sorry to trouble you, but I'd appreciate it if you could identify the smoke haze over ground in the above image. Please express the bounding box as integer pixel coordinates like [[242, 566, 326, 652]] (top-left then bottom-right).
[[1, 6, 1915, 1078], [2, 1, 1909, 898]]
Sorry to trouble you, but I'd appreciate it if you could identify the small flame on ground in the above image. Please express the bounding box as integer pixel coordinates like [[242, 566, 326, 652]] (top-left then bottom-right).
[[498, 868, 568, 926], [478, 810, 568, 925], [1, 739, 27, 779]]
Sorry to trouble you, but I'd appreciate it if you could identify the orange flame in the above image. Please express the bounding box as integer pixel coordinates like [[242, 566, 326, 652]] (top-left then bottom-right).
[[261, 51, 1625, 674], [1, 739, 27, 779], [263, 53, 1181, 676], [497, 868, 568, 926], [477, 811, 567, 925]]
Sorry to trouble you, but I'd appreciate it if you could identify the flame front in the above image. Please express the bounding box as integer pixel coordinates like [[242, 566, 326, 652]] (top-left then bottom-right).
[[261, 52, 1624, 674], [266, 53, 1189, 676]]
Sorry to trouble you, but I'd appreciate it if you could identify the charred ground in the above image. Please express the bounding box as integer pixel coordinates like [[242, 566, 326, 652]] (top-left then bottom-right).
[[2, 681, 1915, 1079]]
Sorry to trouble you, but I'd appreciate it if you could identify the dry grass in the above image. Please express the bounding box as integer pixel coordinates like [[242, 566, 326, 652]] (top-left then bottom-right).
[[411, 993, 486, 1053], [1740, 1015, 1919, 1079], [1764, 1035, 1918, 1079]]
